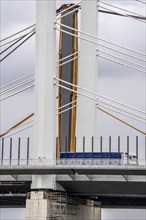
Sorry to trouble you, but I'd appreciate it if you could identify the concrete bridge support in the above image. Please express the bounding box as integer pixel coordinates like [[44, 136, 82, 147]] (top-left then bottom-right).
[[25, 191, 101, 220]]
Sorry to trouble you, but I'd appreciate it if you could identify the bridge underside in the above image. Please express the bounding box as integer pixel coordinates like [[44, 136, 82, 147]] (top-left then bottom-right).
[[0, 174, 146, 208]]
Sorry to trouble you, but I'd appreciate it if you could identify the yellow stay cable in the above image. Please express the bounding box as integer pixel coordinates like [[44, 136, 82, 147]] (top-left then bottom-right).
[[97, 106, 146, 136], [0, 94, 58, 139], [1, 106, 145, 141], [0, 113, 34, 139]]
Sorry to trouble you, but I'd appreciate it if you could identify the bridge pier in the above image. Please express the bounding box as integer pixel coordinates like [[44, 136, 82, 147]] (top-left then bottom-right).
[[25, 191, 101, 220]]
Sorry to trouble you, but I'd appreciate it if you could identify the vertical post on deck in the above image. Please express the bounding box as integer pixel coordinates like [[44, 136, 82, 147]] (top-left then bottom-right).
[[127, 136, 129, 165], [32, 0, 56, 190], [1, 138, 4, 165], [100, 136, 102, 164], [18, 137, 21, 165], [92, 136, 94, 156], [118, 136, 121, 165], [76, 0, 98, 151], [9, 138, 12, 165], [136, 136, 138, 165], [27, 137, 30, 165]]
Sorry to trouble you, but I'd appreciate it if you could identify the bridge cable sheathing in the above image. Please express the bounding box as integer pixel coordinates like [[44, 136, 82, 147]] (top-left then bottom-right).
[[0, 30, 34, 48], [1, 78, 34, 96], [56, 83, 146, 126], [98, 55, 145, 73], [56, 28, 145, 74], [3, 125, 34, 139], [57, 100, 77, 111], [56, 22, 146, 56], [55, 77, 146, 115], [56, 82, 146, 123], [0, 32, 33, 54], [0, 32, 35, 62], [0, 84, 34, 101], [99, 6, 146, 23], [100, 1, 146, 19], [99, 50, 145, 69], [2, 119, 34, 139], [0, 25, 35, 43], [0, 72, 34, 90], [97, 103, 145, 123], [97, 100, 146, 121], [55, 82, 146, 135], [136, 0, 146, 4], [97, 106, 146, 136], [0, 81, 145, 138], [0, 113, 34, 139]]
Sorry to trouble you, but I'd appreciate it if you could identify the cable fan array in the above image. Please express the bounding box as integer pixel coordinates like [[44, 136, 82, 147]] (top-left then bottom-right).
[[0, 73, 35, 101], [0, 26, 35, 62], [55, 22, 145, 74]]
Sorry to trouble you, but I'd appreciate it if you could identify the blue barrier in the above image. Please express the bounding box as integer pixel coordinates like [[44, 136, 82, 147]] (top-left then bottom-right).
[[60, 152, 123, 159]]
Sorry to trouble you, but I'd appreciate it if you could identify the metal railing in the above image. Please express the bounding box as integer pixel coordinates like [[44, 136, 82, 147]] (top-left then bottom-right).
[[0, 136, 146, 166], [0, 137, 30, 166]]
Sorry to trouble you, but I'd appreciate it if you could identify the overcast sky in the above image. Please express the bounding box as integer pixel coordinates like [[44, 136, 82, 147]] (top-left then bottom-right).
[[0, 0, 145, 159]]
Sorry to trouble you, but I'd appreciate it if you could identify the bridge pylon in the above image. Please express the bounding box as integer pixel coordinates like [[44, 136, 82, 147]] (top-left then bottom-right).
[[76, 0, 98, 151], [31, 0, 56, 190]]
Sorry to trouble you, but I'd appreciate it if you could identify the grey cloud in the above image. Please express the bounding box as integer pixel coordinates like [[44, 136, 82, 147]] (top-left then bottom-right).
[[1, 35, 35, 85], [1, 0, 35, 35]]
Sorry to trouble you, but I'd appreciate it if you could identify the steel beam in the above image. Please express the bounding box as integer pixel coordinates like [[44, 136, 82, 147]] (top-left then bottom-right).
[[0, 165, 146, 175]]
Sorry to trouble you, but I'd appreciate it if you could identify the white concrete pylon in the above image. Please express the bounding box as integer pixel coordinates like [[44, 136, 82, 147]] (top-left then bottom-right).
[[32, 0, 56, 189], [76, 0, 98, 151]]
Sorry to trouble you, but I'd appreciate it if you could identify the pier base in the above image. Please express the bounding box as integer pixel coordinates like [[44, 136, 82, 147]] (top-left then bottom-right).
[[25, 191, 101, 220]]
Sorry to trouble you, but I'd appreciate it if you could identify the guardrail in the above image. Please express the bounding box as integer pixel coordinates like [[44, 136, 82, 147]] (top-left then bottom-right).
[[0, 136, 146, 167], [0, 158, 146, 167]]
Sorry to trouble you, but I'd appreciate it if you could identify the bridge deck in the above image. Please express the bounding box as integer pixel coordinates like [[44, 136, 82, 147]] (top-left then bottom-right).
[[0, 164, 146, 175]]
